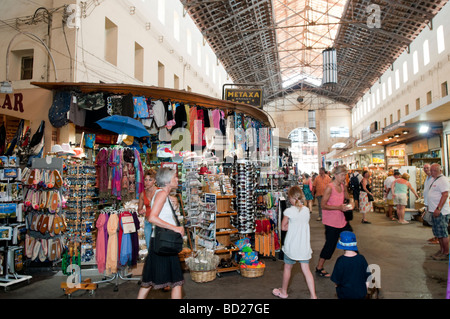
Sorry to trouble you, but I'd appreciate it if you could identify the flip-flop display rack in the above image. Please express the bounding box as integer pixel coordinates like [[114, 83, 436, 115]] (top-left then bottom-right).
[[23, 157, 66, 266]]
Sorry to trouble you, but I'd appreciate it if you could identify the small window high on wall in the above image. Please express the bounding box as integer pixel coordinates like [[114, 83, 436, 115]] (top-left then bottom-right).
[[105, 18, 118, 66]]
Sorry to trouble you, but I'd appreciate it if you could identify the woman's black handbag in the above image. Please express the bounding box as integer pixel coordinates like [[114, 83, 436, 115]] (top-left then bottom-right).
[[153, 199, 183, 255], [343, 199, 353, 221], [344, 209, 353, 221], [367, 193, 374, 202]]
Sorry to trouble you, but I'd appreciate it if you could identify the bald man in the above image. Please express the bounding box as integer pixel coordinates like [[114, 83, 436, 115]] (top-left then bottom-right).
[[428, 164, 449, 261]]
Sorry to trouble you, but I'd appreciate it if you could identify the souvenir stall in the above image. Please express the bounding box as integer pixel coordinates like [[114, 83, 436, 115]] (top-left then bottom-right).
[[29, 81, 274, 285]]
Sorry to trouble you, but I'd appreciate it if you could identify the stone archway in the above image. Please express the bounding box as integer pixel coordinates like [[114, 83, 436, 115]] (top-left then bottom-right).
[[288, 127, 319, 175]]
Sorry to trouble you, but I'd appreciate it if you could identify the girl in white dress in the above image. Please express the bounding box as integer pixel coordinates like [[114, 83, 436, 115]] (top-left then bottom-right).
[[272, 185, 317, 299]]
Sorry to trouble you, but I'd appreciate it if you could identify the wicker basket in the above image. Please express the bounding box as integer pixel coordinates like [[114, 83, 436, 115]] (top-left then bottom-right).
[[240, 266, 265, 278], [190, 269, 217, 283]]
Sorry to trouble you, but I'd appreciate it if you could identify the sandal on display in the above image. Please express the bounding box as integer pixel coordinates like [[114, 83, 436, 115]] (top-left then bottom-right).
[[32, 240, 41, 261], [272, 288, 288, 299], [315, 268, 331, 277], [53, 170, 62, 188], [32, 190, 40, 210], [24, 188, 33, 207], [39, 215, 49, 234]]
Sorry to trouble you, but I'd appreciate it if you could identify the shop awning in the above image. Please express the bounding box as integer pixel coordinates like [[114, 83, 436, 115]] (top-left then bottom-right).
[[30, 81, 274, 127]]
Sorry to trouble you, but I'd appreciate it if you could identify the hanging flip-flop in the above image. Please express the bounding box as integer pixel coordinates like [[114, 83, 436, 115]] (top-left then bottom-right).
[[39, 214, 49, 234], [39, 190, 47, 210], [31, 213, 39, 231], [32, 169, 41, 185], [25, 234, 35, 258], [38, 243, 47, 262], [53, 170, 62, 188], [27, 169, 36, 185], [21, 167, 30, 184], [24, 188, 33, 207], [47, 170, 54, 188], [48, 214, 54, 236], [48, 190, 59, 213], [48, 239, 56, 261], [32, 240, 41, 261], [41, 238, 48, 256], [53, 214, 61, 235], [32, 190, 40, 210]]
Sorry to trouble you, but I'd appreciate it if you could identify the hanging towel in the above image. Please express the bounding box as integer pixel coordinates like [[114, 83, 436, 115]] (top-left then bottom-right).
[[96, 213, 108, 273], [119, 212, 133, 266], [105, 213, 119, 274]]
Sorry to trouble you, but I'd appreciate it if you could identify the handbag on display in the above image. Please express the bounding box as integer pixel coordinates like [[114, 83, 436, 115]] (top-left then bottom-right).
[[153, 198, 183, 255]]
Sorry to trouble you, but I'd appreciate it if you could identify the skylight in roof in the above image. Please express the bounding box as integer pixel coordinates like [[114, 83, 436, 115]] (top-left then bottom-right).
[[273, 0, 346, 88]]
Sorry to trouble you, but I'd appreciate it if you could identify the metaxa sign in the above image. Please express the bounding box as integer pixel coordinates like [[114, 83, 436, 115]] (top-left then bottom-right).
[[1, 93, 24, 113]]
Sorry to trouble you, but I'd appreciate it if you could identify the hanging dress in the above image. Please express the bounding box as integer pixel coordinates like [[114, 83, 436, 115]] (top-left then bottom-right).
[[105, 213, 119, 274]]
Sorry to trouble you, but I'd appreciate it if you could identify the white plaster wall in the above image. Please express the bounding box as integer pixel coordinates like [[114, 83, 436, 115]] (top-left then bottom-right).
[[0, 0, 229, 99], [352, 1, 450, 136]]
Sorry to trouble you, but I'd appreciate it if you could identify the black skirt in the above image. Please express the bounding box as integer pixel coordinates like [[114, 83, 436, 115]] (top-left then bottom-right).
[[141, 238, 184, 289]]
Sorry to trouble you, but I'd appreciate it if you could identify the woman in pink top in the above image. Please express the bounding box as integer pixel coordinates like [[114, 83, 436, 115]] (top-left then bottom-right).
[[315, 165, 353, 278]]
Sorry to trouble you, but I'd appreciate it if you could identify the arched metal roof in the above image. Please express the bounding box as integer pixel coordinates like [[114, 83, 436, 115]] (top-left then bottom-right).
[[181, 0, 448, 108]]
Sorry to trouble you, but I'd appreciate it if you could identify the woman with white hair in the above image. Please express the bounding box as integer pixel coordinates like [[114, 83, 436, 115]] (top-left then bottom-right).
[[137, 167, 184, 299]]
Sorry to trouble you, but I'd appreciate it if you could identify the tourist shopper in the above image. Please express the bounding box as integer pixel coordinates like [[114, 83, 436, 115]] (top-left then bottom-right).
[[137, 168, 185, 299], [428, 164, 450, 261], [422, 164, 438, 243], [315, 165, 353, 278], [272, 185, 317, 299], [383, 169, 396, 220], [359, 170, 373, 224], [138, 169, 158, 249], [331, 231, 371, 299], [302, 173, 314, 212], [313, 167, 331, 221], [391, 172, 419, 224]]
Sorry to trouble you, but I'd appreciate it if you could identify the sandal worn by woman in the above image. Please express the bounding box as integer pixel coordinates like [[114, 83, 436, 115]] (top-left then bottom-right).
[[272, 288, 288, 299], [315, 268, 331, 277]]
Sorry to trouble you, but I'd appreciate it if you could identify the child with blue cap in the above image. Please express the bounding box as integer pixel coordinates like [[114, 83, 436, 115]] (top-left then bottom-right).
[[330, 231, 371, 299]]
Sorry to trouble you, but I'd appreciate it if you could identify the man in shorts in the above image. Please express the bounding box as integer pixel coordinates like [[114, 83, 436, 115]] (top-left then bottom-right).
[[383, 169, 396, 220], [428, 164, 449, 261]]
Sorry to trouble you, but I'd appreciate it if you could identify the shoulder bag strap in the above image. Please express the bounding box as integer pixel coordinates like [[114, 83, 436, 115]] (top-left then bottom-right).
[[428, 175, 442, 190]]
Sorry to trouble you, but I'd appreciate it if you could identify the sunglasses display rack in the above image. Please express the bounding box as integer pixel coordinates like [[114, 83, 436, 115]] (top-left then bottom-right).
[[234, 161, 257, 234], [60, 159, 98, 297], [0, 156, 32, 291]]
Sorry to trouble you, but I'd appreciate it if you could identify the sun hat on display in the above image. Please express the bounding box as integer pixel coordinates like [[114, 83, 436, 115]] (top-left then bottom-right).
[[51, 144, 64, 153], [61, 143, 76, 155], [72, 147, 87, 158], [337, 231, 358, 251]]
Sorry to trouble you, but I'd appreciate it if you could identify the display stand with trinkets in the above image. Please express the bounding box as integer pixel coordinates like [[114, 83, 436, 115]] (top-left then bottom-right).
[[0, 155, 31, 291]]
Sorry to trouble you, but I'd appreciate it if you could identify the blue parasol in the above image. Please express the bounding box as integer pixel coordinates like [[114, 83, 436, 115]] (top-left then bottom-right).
[[96, 115, 149, 138]]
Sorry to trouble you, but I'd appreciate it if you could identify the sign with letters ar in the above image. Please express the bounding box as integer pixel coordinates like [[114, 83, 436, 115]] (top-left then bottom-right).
[[225, 89, 263, 108]]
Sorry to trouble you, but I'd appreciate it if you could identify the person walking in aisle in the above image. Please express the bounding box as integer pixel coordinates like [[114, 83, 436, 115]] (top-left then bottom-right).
[[302, 173, 314, 212], [313, 167, 331, 221], [348, 170, 362, 212], [422, 164, 438, 244], [383, 169, 396, 220], [391, 172, 419, 224], [137, 168, 185, 299], [359, 170, 373, 224], [330, 231, 371, 299], [272, 185, 317, 299], [428, 164, 450, 261], [138, 169, 158, 250], [315, 165, 353, 278]]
